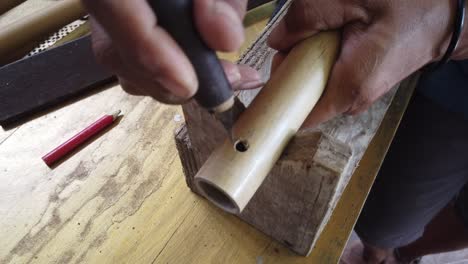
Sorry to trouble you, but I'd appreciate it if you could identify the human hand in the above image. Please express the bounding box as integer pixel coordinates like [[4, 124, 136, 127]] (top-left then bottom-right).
[[269, 0, 468, 128], [81, 0, 262, 104]]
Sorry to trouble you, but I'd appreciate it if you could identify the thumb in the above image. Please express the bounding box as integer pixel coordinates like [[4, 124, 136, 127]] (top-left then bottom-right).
[[301, 59, 349, 129], [268, 0, 370, 52], [267, 0, 319, 52]]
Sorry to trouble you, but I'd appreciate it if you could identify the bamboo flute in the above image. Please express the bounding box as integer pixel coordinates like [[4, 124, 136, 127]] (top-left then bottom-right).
[[0, 0, 86, 60], [194, 32, 340, 214], [0, 0, 25, 15]]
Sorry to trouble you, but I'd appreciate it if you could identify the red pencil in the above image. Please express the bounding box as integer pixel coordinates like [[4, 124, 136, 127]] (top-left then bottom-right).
[[42, 111, 121, 167]]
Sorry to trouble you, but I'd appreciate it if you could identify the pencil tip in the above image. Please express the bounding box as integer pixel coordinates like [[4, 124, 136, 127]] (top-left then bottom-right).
[[111, 110, 122, 119]]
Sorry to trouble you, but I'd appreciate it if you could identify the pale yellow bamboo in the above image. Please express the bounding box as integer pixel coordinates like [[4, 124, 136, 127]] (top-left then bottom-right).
[[194, 32, 340, 214], [0, 0, 26, 15], [0, 0, 86, 59]]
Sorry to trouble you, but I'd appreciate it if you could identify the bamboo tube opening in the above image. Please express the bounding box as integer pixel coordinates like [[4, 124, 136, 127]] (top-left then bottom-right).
[[197, 179, 239, 214]]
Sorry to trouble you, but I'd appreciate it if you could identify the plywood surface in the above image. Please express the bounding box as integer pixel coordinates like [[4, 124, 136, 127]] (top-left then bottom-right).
[[0, 2, 415, 263]]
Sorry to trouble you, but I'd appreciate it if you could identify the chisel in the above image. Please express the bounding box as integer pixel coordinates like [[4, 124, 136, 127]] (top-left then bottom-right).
[[147, 0, 237, 139]]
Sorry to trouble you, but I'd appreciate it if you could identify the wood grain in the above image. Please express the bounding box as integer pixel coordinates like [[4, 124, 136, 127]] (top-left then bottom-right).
[[0, 1, 416, 263]]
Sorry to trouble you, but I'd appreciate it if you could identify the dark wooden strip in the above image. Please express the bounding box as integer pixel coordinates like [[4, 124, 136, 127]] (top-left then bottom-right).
[[247, 0, 274, 10], [0, 35, 115, 126]]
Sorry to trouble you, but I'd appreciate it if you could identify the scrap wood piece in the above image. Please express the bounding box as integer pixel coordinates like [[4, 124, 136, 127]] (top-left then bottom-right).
[[0, 35, 115, 127]]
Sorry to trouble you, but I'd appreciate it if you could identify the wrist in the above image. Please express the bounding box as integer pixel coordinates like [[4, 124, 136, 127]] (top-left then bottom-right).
[[434, 0, 467, 62], [452, 0, 468, 59]]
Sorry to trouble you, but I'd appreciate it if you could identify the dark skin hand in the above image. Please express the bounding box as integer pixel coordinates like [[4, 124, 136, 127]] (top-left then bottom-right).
[[81, 0, 263, 105], [82, 0, 468, 128], [84, 1, 468, 263], [269, 0, 468, 128]]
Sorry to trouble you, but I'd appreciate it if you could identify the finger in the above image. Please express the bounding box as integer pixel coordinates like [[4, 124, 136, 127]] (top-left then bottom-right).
[[300, 78, 345, 129], [90, 17, 190, 104], [301, 41, 364, 128], [233, 64, 264, 90], [221, 60, 241, 84], [194, 0, 247, 51], [301, 60, 360, 129], [271, 52, 287, 75], [301, 26, 387, 129], [118, 78, 188, 105], [90, 19, 149, 89], [220, 60, 263, 90], [82, 0, 197, 99], [117, 77, 145, 96], [268, 19, 317, 52], [268, 0, 321, 51], [89, 18, 126, 75]]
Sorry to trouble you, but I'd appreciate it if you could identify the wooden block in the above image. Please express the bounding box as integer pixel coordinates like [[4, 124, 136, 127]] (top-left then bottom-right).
[[175, 125, 352, 255], [0, 35, 115, 126], [241, 131, 351, 254], [175, 1, 403, 255]]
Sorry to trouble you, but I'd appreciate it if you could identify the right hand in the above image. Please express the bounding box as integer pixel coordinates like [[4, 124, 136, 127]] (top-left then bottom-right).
[[81, 0, 263, 104]]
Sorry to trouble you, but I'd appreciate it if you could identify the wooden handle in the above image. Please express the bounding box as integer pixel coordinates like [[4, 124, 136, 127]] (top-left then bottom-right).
[[0, 0, 25, 15], [0, 0, 86, 60], [147, 0, 234, 111], [194, 32, 340, 214]]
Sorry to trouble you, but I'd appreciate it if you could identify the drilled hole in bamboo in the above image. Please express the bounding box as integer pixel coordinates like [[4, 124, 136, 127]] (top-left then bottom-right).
[[234, 140, 249, 152]]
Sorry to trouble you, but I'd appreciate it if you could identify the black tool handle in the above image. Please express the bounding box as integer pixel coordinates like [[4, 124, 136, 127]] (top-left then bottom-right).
[[147, 0, 234, 110]]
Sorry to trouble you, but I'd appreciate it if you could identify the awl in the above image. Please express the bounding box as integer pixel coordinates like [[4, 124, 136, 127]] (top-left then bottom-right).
[[147, 0, 238, 139]]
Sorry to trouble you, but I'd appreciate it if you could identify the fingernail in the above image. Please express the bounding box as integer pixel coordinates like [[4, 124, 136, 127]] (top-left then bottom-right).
[[157, 76, 195, 99], [236, 80, 265, 90]]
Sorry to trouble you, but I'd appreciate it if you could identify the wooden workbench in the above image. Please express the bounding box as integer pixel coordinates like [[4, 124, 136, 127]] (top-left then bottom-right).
[[0, 1, 415, 263]]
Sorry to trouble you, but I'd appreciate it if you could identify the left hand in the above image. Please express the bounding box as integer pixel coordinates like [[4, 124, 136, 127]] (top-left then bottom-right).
[[268, 0, 466, 128]]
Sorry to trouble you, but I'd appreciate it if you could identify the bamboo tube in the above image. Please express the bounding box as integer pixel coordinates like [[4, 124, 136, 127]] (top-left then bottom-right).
[[0, 0, 86, 60], [194, 32, 340, 214], [0, 0, 26, 15]]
